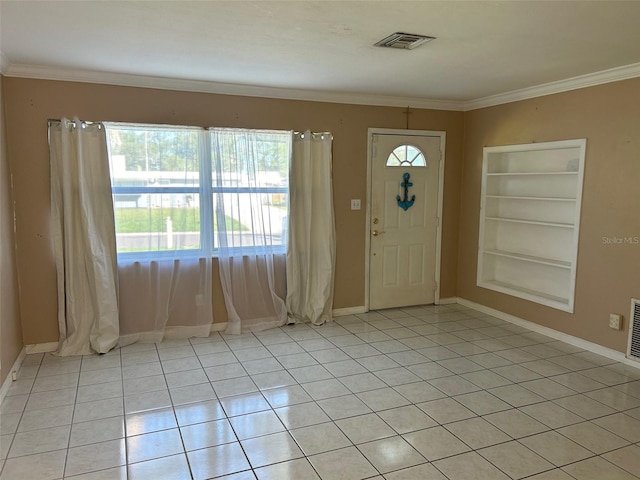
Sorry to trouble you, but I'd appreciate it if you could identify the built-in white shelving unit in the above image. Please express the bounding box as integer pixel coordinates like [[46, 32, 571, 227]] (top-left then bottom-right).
[[477, 139, 586, 312]]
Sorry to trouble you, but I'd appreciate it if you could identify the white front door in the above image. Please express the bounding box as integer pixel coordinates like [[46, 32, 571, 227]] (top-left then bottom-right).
[[369, 132, 442, 310]]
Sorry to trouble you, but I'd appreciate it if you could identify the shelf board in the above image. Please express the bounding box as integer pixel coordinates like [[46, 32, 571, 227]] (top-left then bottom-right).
[[484, 216, 574, 229], [484, 249, 572, 268], [480, 140, 584, 314], [487, 171, 579, 176], [480, 279, 570, 306], [485, 195, 576, 202]]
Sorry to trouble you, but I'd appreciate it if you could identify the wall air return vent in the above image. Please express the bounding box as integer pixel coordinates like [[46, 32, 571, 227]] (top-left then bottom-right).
[[627, 298, 640, 362], [374, 32, 436, 50]]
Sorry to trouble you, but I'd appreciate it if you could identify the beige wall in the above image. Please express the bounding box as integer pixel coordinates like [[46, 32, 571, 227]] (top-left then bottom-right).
[[3, 75, 638, 355], [0, 75, 24, 383], [459, 78, 640, 352], [3, 78, 463, 345]]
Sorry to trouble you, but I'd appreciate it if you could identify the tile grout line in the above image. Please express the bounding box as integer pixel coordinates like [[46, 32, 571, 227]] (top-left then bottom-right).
[[4, 304, 640, 479]]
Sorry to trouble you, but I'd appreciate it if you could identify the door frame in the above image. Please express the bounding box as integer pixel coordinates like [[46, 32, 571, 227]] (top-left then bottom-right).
[[365, 128, 446, 312]]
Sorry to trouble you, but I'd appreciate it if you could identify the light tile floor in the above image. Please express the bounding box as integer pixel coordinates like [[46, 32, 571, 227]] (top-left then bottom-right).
[[2, 304, 640, 479]]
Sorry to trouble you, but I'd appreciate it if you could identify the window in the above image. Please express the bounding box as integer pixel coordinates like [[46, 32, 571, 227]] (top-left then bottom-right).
[[386, 144, 426, 167], [210, 128, 290, 253], [106, 123, 290, 259]]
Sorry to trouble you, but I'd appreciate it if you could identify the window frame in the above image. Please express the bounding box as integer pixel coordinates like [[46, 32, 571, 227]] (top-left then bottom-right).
[[106, 123, 290, 261], [385, 143, 427, 167]]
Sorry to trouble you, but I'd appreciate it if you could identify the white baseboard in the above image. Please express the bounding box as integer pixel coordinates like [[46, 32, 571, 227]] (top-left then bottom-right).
[[333, 306, 367, 317], [437, 297, 459, 305], [21, 297, 636, 387], [457, 297, 636, 367], [25, 342, 58, 354], [22, 313, 362, 346], [0, 347, 27, 403]]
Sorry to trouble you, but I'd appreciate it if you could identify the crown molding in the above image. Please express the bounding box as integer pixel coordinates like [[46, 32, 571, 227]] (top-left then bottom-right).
[[4, 60, 640, 112], [3, 63, 465, 111], [464, 62, 640, 111]]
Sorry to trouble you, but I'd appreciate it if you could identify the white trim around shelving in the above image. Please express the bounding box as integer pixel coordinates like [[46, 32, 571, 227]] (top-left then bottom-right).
[[477, 139, 586, 314], [486, 172, 579, 177], [483, 249, 571, 269], [485, 195, 576, 202], [478, 279, 571, 312], [484, 217, 574, 229]]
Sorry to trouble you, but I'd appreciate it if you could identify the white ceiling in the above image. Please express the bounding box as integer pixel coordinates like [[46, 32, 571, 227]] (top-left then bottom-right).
[[2, 0, 640, 108]]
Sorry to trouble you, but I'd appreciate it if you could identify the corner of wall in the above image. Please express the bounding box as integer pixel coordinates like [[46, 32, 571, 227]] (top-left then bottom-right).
[[456, 108, 470, 298], [0, 74, 26, 384], [454, 79, 640, 353]]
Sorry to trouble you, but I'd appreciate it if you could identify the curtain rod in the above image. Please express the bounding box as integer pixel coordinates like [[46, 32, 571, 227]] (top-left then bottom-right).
[[48, 118, 102, 129], [48, 119, 331, 138], [293, 131, 333, 139]]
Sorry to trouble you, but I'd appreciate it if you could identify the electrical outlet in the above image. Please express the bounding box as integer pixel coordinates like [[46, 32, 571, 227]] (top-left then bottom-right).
[[350, 199, 361, 210], [609, 313, 622, 330]]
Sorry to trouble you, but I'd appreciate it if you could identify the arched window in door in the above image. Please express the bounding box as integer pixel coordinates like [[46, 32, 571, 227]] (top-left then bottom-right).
[[386, 144, 426, 167]]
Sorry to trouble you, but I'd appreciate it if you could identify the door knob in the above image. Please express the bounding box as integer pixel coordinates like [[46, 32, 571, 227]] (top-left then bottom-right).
[[372, 230, 385, 236]]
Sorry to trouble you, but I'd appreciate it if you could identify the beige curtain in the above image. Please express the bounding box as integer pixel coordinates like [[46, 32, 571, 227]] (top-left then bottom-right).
[[103, 122, 213, 345], [286, 131, 335, 325], [211, 128, 290, 334], [117, 257, 213, 344], [49, 118, 119, 355]]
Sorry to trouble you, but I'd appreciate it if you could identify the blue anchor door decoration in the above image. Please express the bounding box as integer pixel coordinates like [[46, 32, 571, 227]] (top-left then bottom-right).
[[396, 172, 415, 211]]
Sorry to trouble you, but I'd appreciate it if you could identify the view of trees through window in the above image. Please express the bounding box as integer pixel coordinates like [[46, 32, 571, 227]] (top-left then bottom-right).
[[106, 124, 290, 258]]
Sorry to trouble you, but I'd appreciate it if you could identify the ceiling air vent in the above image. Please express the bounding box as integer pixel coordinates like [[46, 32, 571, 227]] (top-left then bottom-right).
[[374, 32, 436, 50]]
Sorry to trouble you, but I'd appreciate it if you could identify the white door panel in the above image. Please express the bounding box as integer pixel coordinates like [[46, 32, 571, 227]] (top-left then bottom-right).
[[369, 133, 441, 310]]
